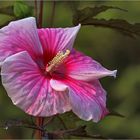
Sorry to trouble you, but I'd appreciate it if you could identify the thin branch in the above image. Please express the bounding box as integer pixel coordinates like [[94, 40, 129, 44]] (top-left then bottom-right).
[[31, 129, 36, 139], [0, 124, 44, 132], [22, 125, 44, 132], [38, 0, 44, 28]]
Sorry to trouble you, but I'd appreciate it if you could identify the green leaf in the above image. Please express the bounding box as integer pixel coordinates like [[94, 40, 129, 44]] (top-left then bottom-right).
[[14, 1, 32, 18], [0, 14, 15, 28], [73, 5, 126, 25]]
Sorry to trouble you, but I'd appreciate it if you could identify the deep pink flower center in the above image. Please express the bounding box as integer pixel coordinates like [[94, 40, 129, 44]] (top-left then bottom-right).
[[43, 50, 70, 78]]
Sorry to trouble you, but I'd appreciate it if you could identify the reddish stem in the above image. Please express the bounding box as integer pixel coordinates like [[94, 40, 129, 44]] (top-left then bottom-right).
[[34, 2, 44, 138], [38, 0, 44, 28], [35, 117, 44, 139]]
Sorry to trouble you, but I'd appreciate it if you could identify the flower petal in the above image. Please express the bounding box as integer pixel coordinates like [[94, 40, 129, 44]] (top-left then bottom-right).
[[0, 17, 43, 66], [1, 51, 71, 116], [50, 79, 68, 91], [67, 79, 109, 122], [65, 50, 117, 81], [49, 77, 108, 122], [38, 24, 81, 58]]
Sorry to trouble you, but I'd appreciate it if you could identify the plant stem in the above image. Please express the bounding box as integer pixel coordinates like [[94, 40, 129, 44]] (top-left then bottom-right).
[[38, 0, 44, 28], [35, 117, 44, 139], [50, 1, 56, 27]]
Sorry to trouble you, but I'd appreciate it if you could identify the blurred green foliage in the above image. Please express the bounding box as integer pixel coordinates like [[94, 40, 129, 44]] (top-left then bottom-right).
[[14, 1, 33, 18], [0, 1, 140, 139]]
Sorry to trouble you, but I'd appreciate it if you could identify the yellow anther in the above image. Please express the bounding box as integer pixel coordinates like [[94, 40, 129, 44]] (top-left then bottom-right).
[[46, 50, 70, 72]]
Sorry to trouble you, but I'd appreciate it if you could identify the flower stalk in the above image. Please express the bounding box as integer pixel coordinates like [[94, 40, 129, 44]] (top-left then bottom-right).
[[34, 0, 44, 139], [38, 0, 43, 28], [35, 117, 44, 139]]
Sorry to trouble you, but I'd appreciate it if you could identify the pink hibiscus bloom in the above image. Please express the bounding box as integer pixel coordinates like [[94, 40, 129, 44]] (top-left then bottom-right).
[[0, 17, 117, 122]]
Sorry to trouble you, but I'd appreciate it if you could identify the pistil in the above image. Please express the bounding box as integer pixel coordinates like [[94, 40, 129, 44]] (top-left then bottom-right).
[[46, 50, 70, 72]]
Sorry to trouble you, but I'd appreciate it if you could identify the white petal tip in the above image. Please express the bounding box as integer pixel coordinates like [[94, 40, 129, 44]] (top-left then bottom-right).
[[74, 23, 81, 31], [112, 70, 117, 78], [50, 79, 68, 91], [78, 24, 81, 29], [78, 23, 81, 27]]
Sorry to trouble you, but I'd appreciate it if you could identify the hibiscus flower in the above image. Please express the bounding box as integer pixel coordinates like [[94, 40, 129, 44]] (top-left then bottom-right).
[[0, 17, 117, 122]]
